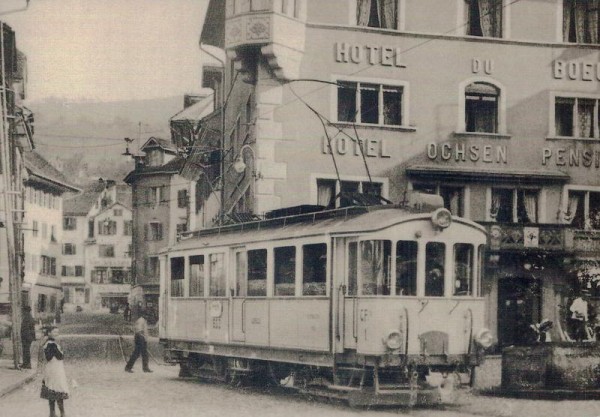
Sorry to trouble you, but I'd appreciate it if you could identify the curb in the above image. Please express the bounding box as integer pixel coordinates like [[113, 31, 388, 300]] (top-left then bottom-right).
[[0, 368, 38, 399]]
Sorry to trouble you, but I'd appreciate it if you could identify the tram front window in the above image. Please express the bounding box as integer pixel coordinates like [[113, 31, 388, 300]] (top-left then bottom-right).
[[454, 244, 474, 296], [425, 242, 445, 297], [396, 241, 417, 296], [360, 240, 391, 295]]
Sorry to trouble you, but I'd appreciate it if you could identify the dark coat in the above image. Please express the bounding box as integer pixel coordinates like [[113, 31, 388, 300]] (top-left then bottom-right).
[[21, 312, 36, 342]]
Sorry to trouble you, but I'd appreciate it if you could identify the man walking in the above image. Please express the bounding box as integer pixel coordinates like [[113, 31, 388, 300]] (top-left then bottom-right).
[[124, 310, 152, 373], [21, 306, 36, 369]]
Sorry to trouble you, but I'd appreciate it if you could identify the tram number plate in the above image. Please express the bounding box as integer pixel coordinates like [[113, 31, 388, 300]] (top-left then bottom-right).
[[209, 301, 223, 318]]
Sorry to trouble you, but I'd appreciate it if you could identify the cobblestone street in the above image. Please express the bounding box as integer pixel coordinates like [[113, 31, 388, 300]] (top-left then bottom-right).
[[3, 356, 600, 417]]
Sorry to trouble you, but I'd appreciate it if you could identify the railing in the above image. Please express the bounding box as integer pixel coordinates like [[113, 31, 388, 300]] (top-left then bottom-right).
[[479, 222, 568, 252]]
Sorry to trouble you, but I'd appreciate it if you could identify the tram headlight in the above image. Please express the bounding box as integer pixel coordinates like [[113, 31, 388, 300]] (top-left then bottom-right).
[[431, 208, 452, 229], [383, 330, 403, 350], [474, 328, 494, 349]]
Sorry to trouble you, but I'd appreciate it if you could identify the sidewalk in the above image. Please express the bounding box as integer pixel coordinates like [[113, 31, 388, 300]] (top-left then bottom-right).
[[0, 342, 39, 399]]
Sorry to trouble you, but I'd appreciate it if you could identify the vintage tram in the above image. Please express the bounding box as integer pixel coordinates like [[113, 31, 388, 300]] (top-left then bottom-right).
[[158, 199, 492, 406]]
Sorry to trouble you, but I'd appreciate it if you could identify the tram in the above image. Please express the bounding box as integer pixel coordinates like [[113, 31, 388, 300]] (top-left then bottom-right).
[[159, 197, 493, 407]]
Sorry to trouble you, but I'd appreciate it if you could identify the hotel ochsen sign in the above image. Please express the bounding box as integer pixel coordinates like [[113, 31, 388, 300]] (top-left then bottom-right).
[[426, 143, 507, 163]]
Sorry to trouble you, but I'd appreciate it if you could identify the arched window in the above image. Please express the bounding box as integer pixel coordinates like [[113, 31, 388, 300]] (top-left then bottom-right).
[[465, 82, 499, 133]]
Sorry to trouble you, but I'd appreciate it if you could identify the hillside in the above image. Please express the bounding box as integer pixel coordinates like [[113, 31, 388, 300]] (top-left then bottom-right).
[[24, 95, 185, 185]]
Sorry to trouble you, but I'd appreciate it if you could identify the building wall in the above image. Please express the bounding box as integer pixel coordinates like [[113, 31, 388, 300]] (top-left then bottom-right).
[[61, 213, 87, 309], [23, 185, 64, 318]]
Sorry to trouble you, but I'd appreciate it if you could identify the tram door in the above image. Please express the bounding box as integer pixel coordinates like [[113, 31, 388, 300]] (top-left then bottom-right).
[[231, 249, 246, 342], [498, 277, 541, 346]]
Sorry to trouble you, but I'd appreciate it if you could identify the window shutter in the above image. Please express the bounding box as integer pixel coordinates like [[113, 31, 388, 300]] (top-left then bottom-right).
[[159, 223, 163, 240], [144, 224, 148, 240]]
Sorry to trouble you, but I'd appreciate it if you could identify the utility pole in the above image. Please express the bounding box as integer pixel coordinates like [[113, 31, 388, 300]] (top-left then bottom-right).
[[0, 22, 22, 369]]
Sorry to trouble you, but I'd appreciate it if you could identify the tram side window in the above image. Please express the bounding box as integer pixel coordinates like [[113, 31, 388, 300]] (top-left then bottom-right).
[[275, 246, 296, 296], [303, 243, 327, 296], [348, 242, 358, 296], [189, 255, 204, 297], [170, 257, 184, 297], [209, 253, 226, 297], [248, 249, 267, 296], [454, 244, 474, 296], [425, 242, 445, 297], [361, 240, 391, 295], [396, 241, 417, 296]]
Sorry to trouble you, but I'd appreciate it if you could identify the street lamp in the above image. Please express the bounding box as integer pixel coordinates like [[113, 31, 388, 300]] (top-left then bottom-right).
[[233, 144, 260, 178]]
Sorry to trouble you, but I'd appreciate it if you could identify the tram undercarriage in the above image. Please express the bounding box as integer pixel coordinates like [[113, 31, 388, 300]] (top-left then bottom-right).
[[164, 342, 479, 407]]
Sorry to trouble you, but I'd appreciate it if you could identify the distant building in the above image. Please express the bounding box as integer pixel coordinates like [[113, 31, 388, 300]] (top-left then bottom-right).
[[124, 138, 190, 319], [62, 181, 132, 311], [22, 151, 79, 319]]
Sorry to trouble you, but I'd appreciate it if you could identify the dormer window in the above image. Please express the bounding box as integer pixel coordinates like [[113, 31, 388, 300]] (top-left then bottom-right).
[[146, 149, 164, 167]]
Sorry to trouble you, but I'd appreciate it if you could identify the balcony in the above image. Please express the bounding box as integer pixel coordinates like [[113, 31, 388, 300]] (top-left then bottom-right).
[[225, 0, 305, 80], [565, 229, 600, 256], [479, 222, 569, 252]]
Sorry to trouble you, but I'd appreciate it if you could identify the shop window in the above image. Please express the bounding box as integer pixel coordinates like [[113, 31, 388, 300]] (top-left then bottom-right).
[[465, 82, 499, 133], [412, 183, 465, 216], [396, 240, 417, 296], [63, 216, 76, 230], [247, 249, 267, 296], [454, 244, 474, 296], [565, 189, 600, 229], [465, 0, 502, 37], [361, 240, 391, 295], [99, 245, 115, 258], [303, 243, 327, 296], [563, 0, 600, 44], [62, 243, 76, 255], [425, 242, 445, 297], [357, 0, 397, 29], [348, 242, 358, 296], [209, 253, 226, 297], [316, 178, 385, 208], [275, 246, 296, 296], [554, 97, 599, 138], [337, 81, 403, 126], [170, 257, 184, 297], [189, 255, 204, 297], [490, 188, 538, 223]]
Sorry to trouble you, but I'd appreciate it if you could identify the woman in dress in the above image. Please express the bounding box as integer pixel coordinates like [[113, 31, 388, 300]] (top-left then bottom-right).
[[40, 326, 69, 417]]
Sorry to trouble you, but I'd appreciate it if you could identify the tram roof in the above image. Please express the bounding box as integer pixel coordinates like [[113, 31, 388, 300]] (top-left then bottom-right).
[[170, 205, 486, 252]]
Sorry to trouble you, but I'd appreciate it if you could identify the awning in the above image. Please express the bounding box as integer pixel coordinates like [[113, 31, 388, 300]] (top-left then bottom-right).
[[406, 165, 570, 184]]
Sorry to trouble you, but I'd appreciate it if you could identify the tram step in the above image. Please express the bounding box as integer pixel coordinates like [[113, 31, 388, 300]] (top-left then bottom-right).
[[328, 385, 363, 392]]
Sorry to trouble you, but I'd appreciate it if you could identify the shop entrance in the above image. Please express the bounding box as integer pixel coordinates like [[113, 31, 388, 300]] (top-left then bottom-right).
[[498, 277, 541, 346]]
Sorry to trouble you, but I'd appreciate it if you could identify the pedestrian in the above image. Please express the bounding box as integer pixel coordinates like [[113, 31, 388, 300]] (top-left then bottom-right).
[[123, 302, 131, 322], [40, 326, 69, 417], [124, 310, 152, 373], [21, 305, 36, 369], [570, 290, 590, 341]]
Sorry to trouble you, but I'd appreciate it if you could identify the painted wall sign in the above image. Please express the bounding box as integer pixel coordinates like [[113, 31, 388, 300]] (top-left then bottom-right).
[[426, 143, 507, 163], [335, 42, 406, 67], [553, 60, 600, 81], [322, 136, 391, 158], [542, 147, 600, 167], [472, 58, 494, 74]]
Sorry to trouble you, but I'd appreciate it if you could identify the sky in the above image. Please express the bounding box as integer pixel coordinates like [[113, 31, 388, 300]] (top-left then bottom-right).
[[1, 0, 209, 103]]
